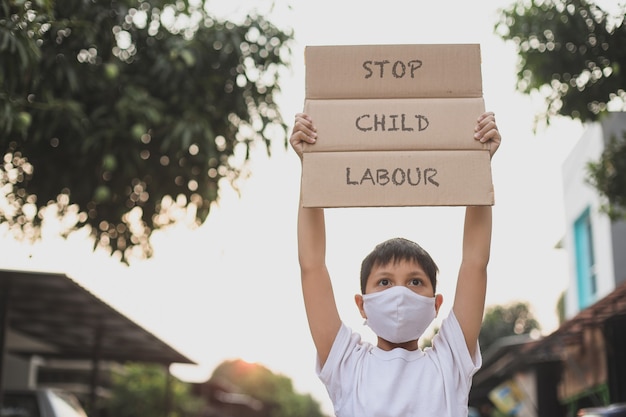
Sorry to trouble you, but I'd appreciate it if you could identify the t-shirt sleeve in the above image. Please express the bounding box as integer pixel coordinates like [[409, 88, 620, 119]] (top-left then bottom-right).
[[316, 321, 353, 376], [432, 310, 482, 391], [315, 322, 365, 411]]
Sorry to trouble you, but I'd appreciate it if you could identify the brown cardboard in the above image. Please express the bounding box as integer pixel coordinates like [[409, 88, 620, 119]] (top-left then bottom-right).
[[301, 150, 494, 208], [305, 44, 483, 99], [300, 43, 493, 208], [303, 97, 486, 152]]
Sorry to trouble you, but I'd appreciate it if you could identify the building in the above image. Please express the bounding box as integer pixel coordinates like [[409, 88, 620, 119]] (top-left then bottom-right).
[[562, 112, 626, 317], [557, 111, 626, 412], [0, 269, 195, 416], [470, 112, 626, 417]]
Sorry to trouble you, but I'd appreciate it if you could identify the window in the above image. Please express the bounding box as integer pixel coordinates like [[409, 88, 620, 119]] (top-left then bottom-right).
[[574, 208, 597, 310]]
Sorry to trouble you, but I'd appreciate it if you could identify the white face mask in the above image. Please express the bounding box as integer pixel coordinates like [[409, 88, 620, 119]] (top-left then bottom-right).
[[363, 286, 436, 344]]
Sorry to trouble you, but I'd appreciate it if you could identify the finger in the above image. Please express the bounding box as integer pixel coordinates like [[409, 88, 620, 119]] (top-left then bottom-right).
[[290, 130, 317, 145], [291, 119, 317, 147], [294, 121, 317, 140], [476, 113, 495, 129], [481, 128, 501, 144], [295, 112, 314, 124], [294, 113, 316, 133], [475, 113, 495, 133], [474, 119, 498, 143], [477, 111, 495, 123]]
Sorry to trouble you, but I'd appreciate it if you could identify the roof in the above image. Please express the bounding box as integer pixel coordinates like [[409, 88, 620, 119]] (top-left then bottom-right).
[[471, 280, 626, 400], [532, 280, 626, 358], [473, 335, 538, 382], [0, 269, 194, 365]]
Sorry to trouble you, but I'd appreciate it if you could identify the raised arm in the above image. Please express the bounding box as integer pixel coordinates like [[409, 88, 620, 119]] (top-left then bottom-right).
[[290, 113, 341, 366], [452, 112, 501, 358]]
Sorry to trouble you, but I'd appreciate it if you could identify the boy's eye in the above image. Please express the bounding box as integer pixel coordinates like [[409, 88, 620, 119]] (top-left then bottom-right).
[[408, 279, 422, 286], [378, 279, 390, 286]]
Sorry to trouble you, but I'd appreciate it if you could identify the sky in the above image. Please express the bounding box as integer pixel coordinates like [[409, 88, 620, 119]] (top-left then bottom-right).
[[3, 0, 618, 414]]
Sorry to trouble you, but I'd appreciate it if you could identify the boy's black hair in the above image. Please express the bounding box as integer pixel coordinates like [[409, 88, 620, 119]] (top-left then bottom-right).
[[360, 237, 438, 294]]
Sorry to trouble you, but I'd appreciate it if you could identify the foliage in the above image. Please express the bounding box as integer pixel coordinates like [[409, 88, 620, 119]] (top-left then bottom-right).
[[105, 363, 204, 417], [210, 359, 326, 417], [495, 0, 626, 218], [556, 290, 566, 325], [587, 130, 626, 219], [0, 0, 293, 262], [418, 325, 439, 349], [495, 0, 626, 125], [479, 302, 541, 354]]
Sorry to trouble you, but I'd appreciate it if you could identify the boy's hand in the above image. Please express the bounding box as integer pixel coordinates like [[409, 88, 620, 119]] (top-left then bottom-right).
[[474, 112, 501, 159], [289, 113, 317, 160]]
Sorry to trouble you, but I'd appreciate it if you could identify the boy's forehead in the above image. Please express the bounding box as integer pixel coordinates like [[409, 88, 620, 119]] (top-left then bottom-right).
[[371, 258, 425, 272]]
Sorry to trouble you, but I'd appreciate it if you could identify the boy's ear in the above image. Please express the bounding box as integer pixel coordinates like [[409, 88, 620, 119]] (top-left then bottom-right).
[[354, 294, 366, 319], [434, 294, 444, 316]]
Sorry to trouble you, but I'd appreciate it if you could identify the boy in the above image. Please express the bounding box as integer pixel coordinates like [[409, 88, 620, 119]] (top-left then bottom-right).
[[289, 111, 501, 417]]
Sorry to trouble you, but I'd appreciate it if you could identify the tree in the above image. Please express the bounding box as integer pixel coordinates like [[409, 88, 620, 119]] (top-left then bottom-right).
[[0, 0, 293, 262], [418, 325, 439, 349], [586, 130, 626, 219], [105, 363, 204, 417], [496, 0, 626, 124], [479, 302, 541, 354], [495, 0, 626, 218], [210, 359, 326, 417], [556, 290, 566, 325]]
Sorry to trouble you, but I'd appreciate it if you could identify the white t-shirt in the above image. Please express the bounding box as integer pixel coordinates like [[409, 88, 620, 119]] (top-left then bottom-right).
[[316, 311, 481, 417]]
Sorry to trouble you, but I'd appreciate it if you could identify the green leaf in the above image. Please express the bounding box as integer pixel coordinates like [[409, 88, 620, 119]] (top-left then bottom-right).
[[0, 0, 294, 262]]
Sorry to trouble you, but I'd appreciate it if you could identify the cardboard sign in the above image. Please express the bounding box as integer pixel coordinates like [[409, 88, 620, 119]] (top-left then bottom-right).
[[301, 44, 493, 208], [305, 44, 483, 99], [302, 151, 493, 207], [303, 97, 487, 152]]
